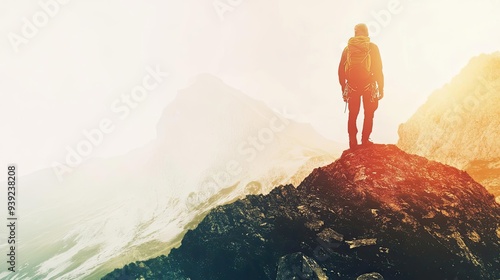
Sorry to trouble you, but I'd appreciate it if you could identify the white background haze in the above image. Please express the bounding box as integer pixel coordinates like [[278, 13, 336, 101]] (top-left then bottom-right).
[[1, 0, 500, 174], [1, 1, 500, 279]]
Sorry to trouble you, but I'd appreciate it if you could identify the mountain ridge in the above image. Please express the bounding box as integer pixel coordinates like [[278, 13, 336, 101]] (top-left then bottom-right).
[[103, 144, 500, 280], [5, 73, 342, 280], [398, 52, 500, 202]]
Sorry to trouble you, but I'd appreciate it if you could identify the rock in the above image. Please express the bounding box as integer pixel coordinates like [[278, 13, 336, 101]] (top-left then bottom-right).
[[317, 228, 344, 243], [356, 272, 384, 280], [346, 238, 377, 249], [276, 252, 328, 280], [397, 52, 500, 200], [103, 145, 500, 280]]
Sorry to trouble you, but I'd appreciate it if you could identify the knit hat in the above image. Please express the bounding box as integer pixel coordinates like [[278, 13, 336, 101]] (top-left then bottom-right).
[[354, 23, 369, 36]]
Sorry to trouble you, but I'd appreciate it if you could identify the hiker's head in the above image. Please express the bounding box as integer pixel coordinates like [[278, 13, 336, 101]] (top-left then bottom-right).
[[354, 23, 369, 37]]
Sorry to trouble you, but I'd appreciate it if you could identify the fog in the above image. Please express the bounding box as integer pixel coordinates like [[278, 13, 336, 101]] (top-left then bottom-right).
[[1, 0, 500, 174]]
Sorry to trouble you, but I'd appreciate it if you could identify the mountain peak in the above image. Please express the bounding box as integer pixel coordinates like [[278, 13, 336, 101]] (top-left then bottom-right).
[[301, 144, 496, 211], [104, 145, 500, 280]]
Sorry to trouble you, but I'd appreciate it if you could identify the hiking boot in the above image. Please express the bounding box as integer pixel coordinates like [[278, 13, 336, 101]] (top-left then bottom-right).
[[349, 136, 358, 150], [349, 141, 358, 150], [361, 138, 374, 146]]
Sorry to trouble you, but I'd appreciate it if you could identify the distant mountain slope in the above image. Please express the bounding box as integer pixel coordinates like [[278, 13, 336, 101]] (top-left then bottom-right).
[[153, 73, 341, 198], [0, 74, 341, 280], [103, 145, 500, 280], [397, 52, 500, 202]]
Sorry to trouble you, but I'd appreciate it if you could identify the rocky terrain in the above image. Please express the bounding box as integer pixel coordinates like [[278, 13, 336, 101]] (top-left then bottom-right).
[[103, 145, 500, 280], [398, 52, 500, 201], [4, 74, 340, 280]]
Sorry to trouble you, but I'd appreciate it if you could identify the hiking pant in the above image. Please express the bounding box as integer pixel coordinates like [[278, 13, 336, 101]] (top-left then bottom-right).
[[348, 89, 378, 141]]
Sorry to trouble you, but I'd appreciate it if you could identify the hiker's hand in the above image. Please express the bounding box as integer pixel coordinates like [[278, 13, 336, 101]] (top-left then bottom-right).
[[342, 85, 348, 102], [378, 90, 384, 100]]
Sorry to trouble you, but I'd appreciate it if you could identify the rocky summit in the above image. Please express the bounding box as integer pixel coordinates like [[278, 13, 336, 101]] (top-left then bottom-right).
[[103, 145, 500, 280]]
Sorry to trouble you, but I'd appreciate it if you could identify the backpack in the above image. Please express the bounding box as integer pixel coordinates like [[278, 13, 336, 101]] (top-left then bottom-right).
[[344, 36, 372, 84]]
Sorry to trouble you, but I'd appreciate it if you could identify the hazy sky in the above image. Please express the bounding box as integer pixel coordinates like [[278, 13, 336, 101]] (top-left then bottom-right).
[[1, 0, 500, 174]]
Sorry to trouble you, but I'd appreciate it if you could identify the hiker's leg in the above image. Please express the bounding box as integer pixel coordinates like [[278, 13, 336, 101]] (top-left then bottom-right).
[[348, 92, 361, 146], [361, 92, 379, 143]]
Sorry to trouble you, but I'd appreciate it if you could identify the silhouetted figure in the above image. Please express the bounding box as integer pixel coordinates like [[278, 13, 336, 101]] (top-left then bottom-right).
[[339, 23, 384, 149]]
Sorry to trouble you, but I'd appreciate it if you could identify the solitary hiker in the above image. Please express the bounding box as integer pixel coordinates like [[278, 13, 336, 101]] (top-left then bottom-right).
[[338, 23, 384, 150]]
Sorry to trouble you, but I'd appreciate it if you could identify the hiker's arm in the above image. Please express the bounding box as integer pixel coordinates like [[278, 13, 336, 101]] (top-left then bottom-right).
[[338, 48, 347, 91], [372, 44, 384, 96]]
